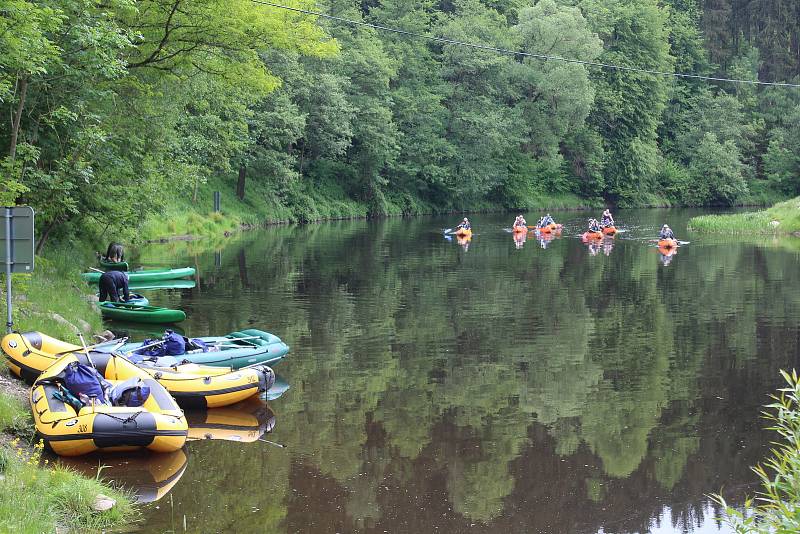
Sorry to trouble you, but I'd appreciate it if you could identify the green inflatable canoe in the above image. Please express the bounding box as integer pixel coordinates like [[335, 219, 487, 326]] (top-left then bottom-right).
[[98, 259, 129, 271], [82, 267, 195, 284], [112, 329, 289, 368], [99, 302, 186, 324], [129, 280, 197, 291]]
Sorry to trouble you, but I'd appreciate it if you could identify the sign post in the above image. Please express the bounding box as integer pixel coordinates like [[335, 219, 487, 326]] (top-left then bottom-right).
[[1, 206, 35, 333]]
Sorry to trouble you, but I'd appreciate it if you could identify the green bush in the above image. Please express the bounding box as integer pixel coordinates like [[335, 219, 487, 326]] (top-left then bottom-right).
[[713, 369, 800, 533]]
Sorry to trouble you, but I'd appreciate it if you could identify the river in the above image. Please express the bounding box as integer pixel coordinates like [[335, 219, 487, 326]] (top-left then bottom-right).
[[79, 209, 800, 533]]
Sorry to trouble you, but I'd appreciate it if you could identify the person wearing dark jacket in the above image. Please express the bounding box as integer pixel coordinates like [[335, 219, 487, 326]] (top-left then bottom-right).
[[104, 242, 125, 262], [98, 270, 130, 302], [660, 225, 675, 240]]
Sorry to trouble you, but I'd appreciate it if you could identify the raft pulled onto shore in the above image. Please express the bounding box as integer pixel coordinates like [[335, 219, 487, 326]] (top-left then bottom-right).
[[2, 332, 276, 408], [81, 267, 195, 284], [113, 329, 290, 369], [31, 354, 188, 456]]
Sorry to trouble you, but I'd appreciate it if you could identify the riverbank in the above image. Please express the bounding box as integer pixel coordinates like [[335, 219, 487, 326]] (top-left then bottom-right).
[[0, 387, 134, 532], [0, 250, 136, 532], [139, 174, 603, 241], [688, 197, 800, 235]]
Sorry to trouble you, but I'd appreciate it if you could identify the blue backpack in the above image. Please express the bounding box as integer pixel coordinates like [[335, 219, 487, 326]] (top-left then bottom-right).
[[63, 362, 109, 403], [163, 330, 185, 356], [109, 378, 151, 407]]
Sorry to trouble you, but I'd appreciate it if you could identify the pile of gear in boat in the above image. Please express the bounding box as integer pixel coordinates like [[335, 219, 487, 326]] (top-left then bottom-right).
[[1, 327, 290, 457]]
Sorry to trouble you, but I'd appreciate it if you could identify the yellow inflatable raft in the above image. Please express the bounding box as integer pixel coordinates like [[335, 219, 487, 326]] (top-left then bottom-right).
[[31, 354, 188, 456], [3, 332, 275, 408]]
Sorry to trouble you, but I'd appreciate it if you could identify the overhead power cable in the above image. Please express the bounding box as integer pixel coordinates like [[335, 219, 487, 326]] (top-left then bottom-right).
[[250, 0, 800, 88]]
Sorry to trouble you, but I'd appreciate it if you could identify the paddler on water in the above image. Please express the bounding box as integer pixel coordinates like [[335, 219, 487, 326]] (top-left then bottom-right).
[[660, 224, 675, 240], [588, 218, 601, 233], [455, 218, 471, 231], [600, 209, 614, 227], [513, 215, 527, 228]]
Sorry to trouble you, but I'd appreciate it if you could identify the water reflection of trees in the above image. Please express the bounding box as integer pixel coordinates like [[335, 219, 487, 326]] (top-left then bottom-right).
[[140, 216, 800, 533]]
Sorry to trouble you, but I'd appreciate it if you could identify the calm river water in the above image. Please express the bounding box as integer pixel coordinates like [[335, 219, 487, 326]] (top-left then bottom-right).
[[82, 209, 800, 533]]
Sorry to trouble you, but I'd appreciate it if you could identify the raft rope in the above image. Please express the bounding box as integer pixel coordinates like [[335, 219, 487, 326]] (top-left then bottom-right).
[[249, 0, 800, 89]]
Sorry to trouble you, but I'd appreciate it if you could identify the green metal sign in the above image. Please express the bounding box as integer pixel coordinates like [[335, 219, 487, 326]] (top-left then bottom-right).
[[1, 206, 35, 272], [3, 206, 35, 333]]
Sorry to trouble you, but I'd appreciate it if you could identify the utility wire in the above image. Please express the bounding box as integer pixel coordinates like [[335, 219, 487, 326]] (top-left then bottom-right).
[[250, 0, 800, 88]]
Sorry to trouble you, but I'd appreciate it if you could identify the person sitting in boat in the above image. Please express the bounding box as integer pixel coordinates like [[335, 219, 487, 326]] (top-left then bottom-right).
[[542, 214, 555, 226], [98, 270, 130, 303], [660, 224, 675, 240], [588, 218, 601, 233], [601, 209, 614, 227], [513, 215, 527, 228], [103, 242, 125, 263], [456, 218, 471, 230]]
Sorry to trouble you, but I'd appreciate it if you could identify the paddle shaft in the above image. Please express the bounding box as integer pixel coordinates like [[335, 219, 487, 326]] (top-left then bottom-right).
[[77, 332, 96, 369], [259, 438, 286, 449]]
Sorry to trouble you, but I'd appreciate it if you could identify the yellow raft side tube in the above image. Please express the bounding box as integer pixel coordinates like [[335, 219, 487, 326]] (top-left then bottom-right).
[[103, 355, 273, 409], [31, 354, 187, 457], [3, 332, 274, 408]]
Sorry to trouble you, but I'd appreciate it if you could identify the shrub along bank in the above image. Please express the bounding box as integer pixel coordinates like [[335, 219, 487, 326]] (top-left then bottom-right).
[[714, 370, 800, 533]]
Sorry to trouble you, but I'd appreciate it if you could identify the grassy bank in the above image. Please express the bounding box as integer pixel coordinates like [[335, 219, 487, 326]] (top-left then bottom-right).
[[0, 392, 134, 533], [688, 197, 800, 235], [7, 247, 104, 340], [140, 174, 601, 241]]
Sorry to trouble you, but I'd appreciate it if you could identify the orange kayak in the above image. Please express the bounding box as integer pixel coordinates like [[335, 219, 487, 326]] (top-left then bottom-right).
[[512, 226, 527, 234], [602, 226, 617, 235], [658, 238, 678, 249], [455, 228, 472, 238]]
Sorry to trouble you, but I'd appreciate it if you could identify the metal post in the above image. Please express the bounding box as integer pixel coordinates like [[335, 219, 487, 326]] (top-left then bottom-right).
[[5, 208, 13, 333], [213, 191, 221, 213]]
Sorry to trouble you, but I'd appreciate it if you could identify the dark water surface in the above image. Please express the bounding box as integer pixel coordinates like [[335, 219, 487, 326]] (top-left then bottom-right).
[[100, 210, 800, 532]]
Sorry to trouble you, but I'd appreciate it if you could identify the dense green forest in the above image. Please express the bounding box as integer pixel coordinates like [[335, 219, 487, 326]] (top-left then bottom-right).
[[2, 0, 800, 246]]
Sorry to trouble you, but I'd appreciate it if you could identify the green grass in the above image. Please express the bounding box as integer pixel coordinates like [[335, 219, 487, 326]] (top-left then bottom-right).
[[688, 197, 800, 235], [138, 173, 601, 241], [0, 443, 135, 533], [0, 349, 135, 533], [0, 391, 32, 439], [8, 247, 104, 341]]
